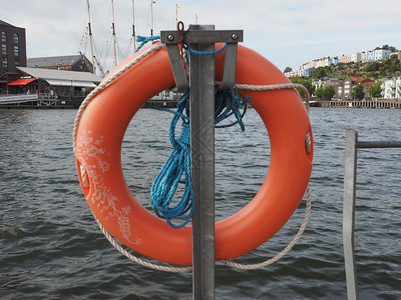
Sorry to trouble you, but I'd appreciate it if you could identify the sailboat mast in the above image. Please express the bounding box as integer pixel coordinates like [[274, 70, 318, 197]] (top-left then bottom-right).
[[132, 0, 136, 50], [86, 0, 96, 74], [175, 4, 179, 25], [111, 0, 118, 66], [150, 0, 154, 35]]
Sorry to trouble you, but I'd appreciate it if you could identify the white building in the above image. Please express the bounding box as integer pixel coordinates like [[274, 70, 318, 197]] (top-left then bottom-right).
[[374, 49, 391, 61], [312, 77, 341, 90], [331, 57, 339, 65], [367, 50, 375, 62], [381, 76, 401, 99], [350, 52, 362, 63], [361, 52, 368, 63]]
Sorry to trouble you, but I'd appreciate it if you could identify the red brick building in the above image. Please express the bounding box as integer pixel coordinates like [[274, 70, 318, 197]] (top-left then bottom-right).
[[0, 20, 27, 93]]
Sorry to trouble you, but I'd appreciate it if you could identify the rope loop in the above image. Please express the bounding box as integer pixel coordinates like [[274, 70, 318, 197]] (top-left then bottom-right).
[[215, 84, 251, 131], [224, 186, 311, 270], [184, 43, 226, 56]]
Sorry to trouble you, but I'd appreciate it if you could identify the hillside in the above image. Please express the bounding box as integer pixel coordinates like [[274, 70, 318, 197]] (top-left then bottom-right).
[[307, 54, 401, 80]]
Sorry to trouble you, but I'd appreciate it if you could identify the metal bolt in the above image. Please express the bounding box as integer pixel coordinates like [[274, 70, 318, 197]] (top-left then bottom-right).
[[167, 34, 175, 41], [231, 33, 238, 41]]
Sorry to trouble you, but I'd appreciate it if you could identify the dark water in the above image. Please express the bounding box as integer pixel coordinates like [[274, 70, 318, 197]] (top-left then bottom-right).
[[0, 107, 400, 299]]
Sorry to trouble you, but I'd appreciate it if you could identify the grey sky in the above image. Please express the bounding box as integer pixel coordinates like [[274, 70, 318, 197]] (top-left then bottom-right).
[[2, 0, 400, 74]]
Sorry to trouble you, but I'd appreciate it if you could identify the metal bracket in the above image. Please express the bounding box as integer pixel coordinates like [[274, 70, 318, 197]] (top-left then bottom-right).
[[160, 29, 243, 91]]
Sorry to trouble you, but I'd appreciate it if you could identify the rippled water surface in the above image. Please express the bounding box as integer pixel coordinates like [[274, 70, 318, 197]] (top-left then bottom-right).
[[0, 107, 400, 299]]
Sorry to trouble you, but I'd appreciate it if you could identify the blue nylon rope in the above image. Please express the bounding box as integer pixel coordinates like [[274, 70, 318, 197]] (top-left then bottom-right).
[[151, 91, 192, 228], [150, 86, 250, 228], [184, 43, 227, 55], [135, 35, 161, 52], [142, 34, 250, 228]]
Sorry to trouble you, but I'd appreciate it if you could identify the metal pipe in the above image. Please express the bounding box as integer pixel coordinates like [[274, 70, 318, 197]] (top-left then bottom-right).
[[189, 24, 216, 300], [343, 130, 359, 300], [343, 130, 401, 300], [357, 140, 401, 148]]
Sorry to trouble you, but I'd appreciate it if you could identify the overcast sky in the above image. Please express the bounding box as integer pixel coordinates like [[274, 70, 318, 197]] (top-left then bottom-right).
[[1, 0, 400, 75]]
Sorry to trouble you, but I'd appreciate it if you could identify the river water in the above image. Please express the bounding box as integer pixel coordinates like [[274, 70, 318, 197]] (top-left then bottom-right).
[[0, 107, 400, 299]]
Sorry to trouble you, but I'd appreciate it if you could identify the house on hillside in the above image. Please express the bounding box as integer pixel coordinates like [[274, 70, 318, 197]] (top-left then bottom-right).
[[335, 76, 374, 100], [312, 77, 341, 90], [27, 53, 94, 73], [374, 49, 391, 61]]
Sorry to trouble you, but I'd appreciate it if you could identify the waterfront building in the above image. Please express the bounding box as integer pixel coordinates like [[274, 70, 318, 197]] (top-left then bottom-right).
[[6, 67, 101, 101], [0, 20, 27, 94], [27, 54, 94, 73], [381, 75, 401, 99], [334, 76, 374, 100]]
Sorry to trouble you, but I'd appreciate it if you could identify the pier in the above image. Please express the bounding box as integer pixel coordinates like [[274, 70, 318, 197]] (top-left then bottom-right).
[[317, 99, 401, 109]]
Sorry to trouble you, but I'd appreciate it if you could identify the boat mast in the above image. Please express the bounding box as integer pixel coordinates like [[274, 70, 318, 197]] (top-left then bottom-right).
[[111, 0, 118, 66], [175, 4, 180, 26], [150, 0, 154, 35], [132, 0, 136, 51], [86, 0, 96, 74]]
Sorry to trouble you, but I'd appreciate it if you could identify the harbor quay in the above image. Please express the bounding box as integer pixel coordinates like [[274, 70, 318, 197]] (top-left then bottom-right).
[[315, 99, 401, 109]]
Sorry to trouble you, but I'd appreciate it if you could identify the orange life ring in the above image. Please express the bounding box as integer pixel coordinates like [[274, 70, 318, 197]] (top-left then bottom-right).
[[75, 43, 313, 266]]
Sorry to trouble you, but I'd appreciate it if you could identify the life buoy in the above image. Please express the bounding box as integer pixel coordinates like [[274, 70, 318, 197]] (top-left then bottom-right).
[[75, 43, 313, 266]]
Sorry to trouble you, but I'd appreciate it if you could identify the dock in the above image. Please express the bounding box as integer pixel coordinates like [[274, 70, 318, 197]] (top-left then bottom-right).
[[316, 99, 401, 109]]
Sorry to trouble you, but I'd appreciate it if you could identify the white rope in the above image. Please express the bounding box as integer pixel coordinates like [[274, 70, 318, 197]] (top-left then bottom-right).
[[80, 164, 89, 189], [221, 82, 313, 269], [224, 186, 311, 270], [236, 83, 310, 113], [73, 42, 193, 273], [94, 214, 192, 273], [72, 43, 165, 154], [73, 43, 313, 271]]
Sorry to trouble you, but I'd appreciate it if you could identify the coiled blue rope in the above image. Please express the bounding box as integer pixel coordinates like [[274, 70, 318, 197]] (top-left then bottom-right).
[[151, 91, 192, 228], [150, 85, 250, 228], [139, 34, 251, 228]]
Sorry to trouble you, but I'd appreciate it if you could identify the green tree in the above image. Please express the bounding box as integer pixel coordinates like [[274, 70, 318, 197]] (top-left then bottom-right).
[[365, 61, 381, 72], [323, 85, 336, 100], [368, 82, 382, 98], [290, 78, 315, 98], [310, 67, 327, 79], [284, 67, 293, 73], [352, 84, 365, 100], [314, 87, 324, 99]]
